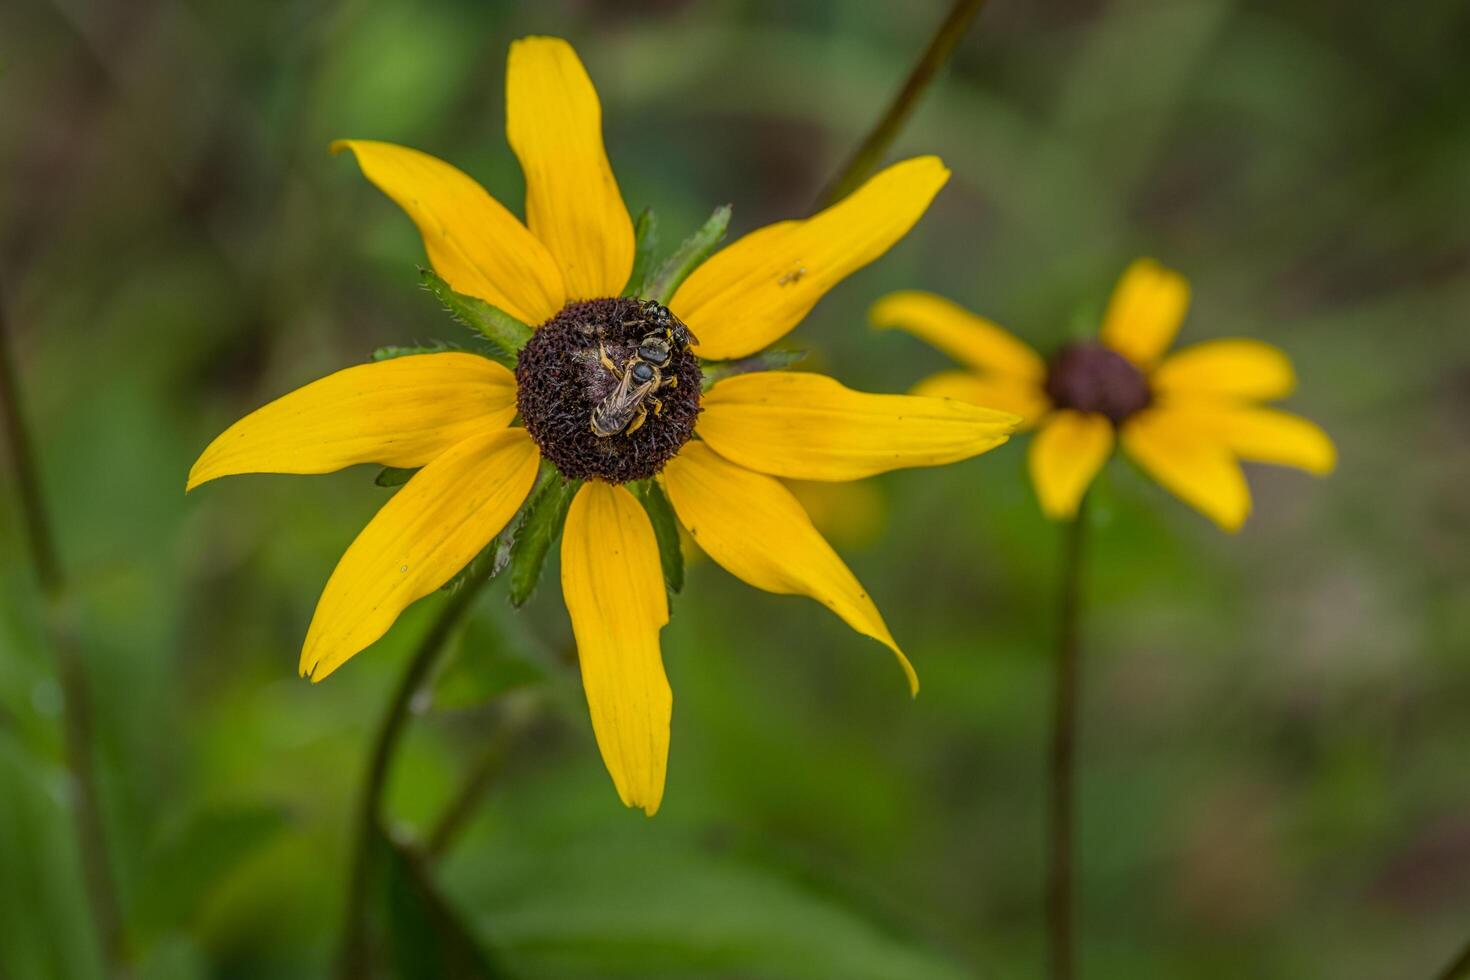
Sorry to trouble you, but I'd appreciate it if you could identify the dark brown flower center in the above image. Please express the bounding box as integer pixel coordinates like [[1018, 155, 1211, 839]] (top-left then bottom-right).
[[515, 298, 702, 483], [1043, 342, 1150, 424]]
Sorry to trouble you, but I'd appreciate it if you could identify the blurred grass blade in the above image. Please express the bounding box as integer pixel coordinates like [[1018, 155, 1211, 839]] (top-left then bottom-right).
[[420, 269, 533, 365], [642, 205, 731, 304], [632, 479, 684, 594], [623, 207, 659, 297], [494, 471, 581, 607], [381, 833, 506, 980], [699, 348, 807, 390], [130, 804, 291, 948]]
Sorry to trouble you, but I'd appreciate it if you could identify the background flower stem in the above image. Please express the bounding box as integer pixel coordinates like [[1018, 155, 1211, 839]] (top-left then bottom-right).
[[1047, 497, 1088, 980], [0, 278, 127, 974], [336, 557, 499, 980], [1435, 938, 1470, 980], [814, 0, 987, 208]]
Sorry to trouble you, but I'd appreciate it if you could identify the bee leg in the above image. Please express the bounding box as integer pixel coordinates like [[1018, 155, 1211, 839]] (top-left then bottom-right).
[[625, 406, 648, 436], [649, 396, 663, 417], [660, 375, 678, 390], [598, 341, 622, 378]]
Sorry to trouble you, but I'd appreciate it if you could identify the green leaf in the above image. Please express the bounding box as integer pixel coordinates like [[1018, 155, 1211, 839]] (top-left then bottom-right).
[[420, 268, 533, 366], [494, 470, 581, 607], [641, 204, 731, 304], [130, 803, 291, 946], [381, 833, 505, 980], [374, 341, 455, 361], [375, 466, 419, 487], [699, 348, 808, 390], [622, 207, 659, 298], [630, 480, 683, 594]]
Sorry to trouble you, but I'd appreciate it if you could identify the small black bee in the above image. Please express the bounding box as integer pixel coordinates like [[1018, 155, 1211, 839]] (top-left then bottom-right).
[[589, 303, 699, 438]]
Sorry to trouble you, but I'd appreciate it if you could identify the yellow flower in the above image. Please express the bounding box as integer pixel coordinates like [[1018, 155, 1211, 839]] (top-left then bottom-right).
[[872, 258, 1335, 531], [187, 37, 1018, 815]]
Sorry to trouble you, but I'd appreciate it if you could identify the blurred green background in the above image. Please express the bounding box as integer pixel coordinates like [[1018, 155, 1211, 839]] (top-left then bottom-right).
[[2, 0, 1468, 977]]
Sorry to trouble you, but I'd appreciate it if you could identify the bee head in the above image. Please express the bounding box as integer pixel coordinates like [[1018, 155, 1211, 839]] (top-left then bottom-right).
[[637, 334, 672, 366]]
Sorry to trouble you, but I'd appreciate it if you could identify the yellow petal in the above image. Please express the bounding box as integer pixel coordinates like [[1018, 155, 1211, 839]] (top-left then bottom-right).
[[870, 291, 1046, 379], [662, 443, 917, 694], [1098, 258, 1191, 368], [561, 482, 671, 816], [1162, 403, 1335, 475], [671, 157, 950, 360], [1121, 408, 1250, 532], [506, 37, 634, 300], [698, 371, 1016, 482], [1151, 339, 1297, 402], [1027, 411, 1114, 520], [911, 370, 1052, 429], [332, 139, 565, 325], [187, 354, 518, 491], [301, 428, 540, 681]]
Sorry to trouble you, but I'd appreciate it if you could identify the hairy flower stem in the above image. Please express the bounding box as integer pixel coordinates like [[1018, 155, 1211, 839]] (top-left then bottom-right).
[[815, 0, 987, 208], [336, 559, 498, 980], [0, 280, 127, 975], [1047, 498, 1088, 980], [1435, 938, 1470, 980]]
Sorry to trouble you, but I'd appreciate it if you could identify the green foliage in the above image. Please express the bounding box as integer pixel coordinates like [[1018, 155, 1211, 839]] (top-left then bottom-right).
[[631, 479, 684, 594], [381, 834, 505, 980], [699, 348, 808, 389], [373, 342, 455, 361], [640, 205, 731, 303], [623, 207, 660, 298], [431, 614, 547, 711], [420, 269, 532, 366], [375, 466, 419, 487], [494, 469, 581, 607]]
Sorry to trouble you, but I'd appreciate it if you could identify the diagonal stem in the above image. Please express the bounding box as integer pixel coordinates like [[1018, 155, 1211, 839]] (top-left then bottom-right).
[[0, 279, 127, 973], [1435, 937, 1470, 980], [815, 0, 988, 208], [335, 558, 499, 980], [1047, 498, 1088, 980]]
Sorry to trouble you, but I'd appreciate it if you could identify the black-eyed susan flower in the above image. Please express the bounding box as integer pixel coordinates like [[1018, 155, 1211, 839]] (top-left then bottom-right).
[[872, 259, 1335, 531], [188, 36, 1018, 815]]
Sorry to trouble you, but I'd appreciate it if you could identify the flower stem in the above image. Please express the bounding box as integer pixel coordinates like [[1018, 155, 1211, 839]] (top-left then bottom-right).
[[815, 0, 987, 208], [335, 559, 498, 980], [1435, 938, 1470, 980], [0, 279, 127, 974], [1047, 498, 1088, 980], [424, 695, 540, 862]]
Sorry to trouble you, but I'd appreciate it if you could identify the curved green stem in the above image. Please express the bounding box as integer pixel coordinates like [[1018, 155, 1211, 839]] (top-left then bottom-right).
[[1047, 499, 1088, 980], [335, 560, 498, 980], [815, 0, 988, 208], [1435, 938, 1470, 980], [0, 280, 127, 973]]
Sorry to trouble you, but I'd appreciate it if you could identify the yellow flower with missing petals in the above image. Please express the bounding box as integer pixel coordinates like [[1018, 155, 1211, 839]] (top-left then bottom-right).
[[188, 36, 1018, 815], [872, 259, 1335, 531]]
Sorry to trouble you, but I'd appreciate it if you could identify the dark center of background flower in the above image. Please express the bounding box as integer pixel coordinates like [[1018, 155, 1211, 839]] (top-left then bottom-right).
[[516, 298, 703, 483], [1043, 342, 1151, 424]]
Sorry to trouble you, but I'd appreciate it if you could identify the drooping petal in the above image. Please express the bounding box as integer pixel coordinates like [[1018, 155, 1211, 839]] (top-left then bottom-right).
[[662, 442, 917, 694], [300, 428, 540, 681], [1150, 339, 1296, 402], [187, 354, 518, 490], [506, 36, 634, 300], [670, 157, 950, 360], [332, 140, 564, 325], [560, 482, 670, 815], [1161, 403, 1336, 474], [1098, 258, 1191, 368], [1027, 411, 1114, 520], [697, 371, 1016, 482], [911, 370, 1052, 428], [1121, 407, 1250, 532], [870, 291, 1046, 379]]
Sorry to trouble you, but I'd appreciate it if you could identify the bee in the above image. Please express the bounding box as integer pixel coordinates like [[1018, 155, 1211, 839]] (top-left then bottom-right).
[[589, 303, 698, 438]]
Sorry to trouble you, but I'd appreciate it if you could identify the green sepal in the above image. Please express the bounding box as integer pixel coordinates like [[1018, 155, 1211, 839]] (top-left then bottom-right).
[[699, 348, 807, 390], [494, 467, 581, 607], [373, 341, 455, 361], [375, 466, 419, 487], [623, 207, 659, 297], [631, 479, 684, 594], [641, 204, 731, 304], [420, 267, 533, 366]]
